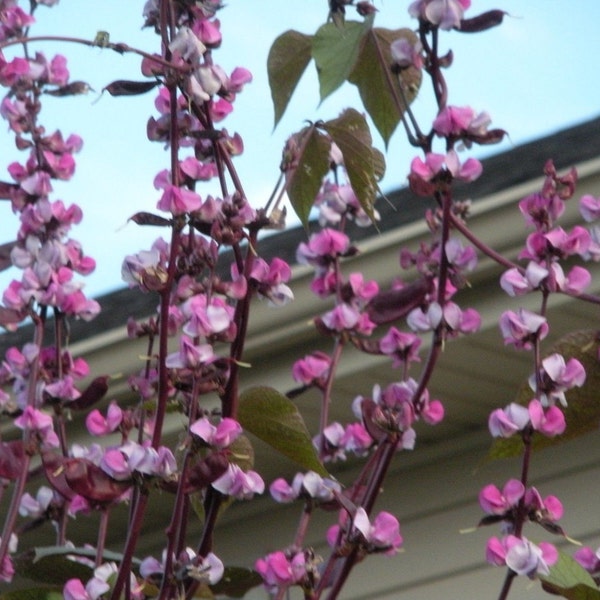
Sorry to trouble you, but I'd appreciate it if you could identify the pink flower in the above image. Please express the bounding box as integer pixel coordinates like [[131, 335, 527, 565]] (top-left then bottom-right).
[[157, 184, 202, 215], [190, 417, 242, 448], [292, 352, 331, 385], [422, 399, 444, 425], [211, 463, 264, 499], [479, 479, 524, 515], [296, 229, 351, 265], [255, 550, 305, 589], [433, 106, 476, 136], [353, 508, 403, 556], [14, 407, 59, 448], [86, 401, 123, 436], [574, 546, 600, 573], [528, 399, 566, 437]]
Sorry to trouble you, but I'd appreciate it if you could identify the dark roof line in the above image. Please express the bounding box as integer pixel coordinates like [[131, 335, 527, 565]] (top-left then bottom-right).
[[2, 115, 600, 350]]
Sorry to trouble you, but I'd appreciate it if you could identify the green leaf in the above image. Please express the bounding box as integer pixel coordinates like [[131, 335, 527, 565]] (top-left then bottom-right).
[[322, 108, 383, 222], [13, 549, 93, 586], [210, 566, 263, 598], [489, 330, 600, 460], [282, 124, 331, 227], [349, 27, 421, 146], [267, 30, 313, 128], [540, 550, 600, 599], [312, 17, 373, 102], [238, 386, 328, 477], [0, 590, 63, 600]]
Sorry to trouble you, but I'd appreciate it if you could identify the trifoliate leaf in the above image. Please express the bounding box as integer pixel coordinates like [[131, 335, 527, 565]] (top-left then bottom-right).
[[282, 124, 331, 227], [322, 108, 383, 223], [238, 386, 328, 476], [312, 17, 373, 102], [540, 550, 600, 599], [267, 30, 313, 128], [348, 27, 421, 146]]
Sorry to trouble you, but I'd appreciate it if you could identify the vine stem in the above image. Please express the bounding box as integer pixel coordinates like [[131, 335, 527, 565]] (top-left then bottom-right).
[[0, 34, 182, 72], [0, 311, 44, 567]]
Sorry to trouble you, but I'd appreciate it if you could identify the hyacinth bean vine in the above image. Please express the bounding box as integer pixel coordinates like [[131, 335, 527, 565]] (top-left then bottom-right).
[[1, 1, 600, 599]]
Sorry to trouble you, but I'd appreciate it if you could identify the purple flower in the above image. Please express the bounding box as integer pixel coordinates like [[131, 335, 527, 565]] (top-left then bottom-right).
[[488, 403, 530, 438], [165, 335, 216, 369], [409, 0, 471, 29], [580, 194, 600, 222], [379, 327, 422, 367], [486, 535, 557, 577], [499, 309, 549, 349], [390, 37, 423, 69], [532, 353, 586, 406]]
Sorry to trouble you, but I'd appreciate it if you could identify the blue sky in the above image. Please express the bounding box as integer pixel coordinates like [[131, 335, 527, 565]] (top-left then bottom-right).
[[1, 1, 600, 298]]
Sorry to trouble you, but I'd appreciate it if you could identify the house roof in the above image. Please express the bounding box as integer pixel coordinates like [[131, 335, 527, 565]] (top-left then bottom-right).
[[3, 115, 600, 354]]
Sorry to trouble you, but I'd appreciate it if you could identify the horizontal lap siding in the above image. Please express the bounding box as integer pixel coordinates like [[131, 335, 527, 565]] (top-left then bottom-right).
[[219, 430, 600, 599]]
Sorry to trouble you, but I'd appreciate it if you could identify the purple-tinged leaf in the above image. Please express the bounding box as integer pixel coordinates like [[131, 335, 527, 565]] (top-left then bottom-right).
[[268, 30, 313, 128], [322, 108, 384, 223], [103, 79, 160, 97], [457, 10, 506, 33], [312, 17, 373, 102], [238, 386, 328, 477], [489, 330, 600, 460], [129, 211, 172, 227], [283, 124, 331, 227], [540, 550, 600, 599], [68, 376, 109, 410], [348, 27, 421, 146]]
